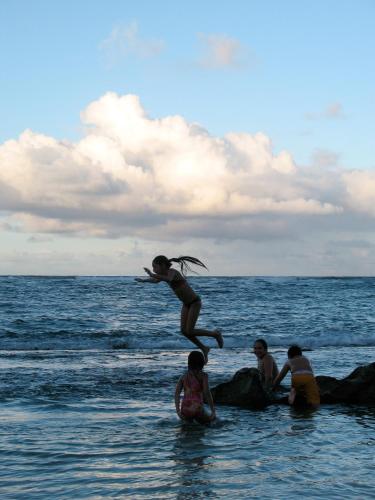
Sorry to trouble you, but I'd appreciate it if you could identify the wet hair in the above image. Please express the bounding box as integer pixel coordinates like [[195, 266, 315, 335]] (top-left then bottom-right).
[[288, 344, 302, 358], [254, 339, 268, 351], [188, 351, 205, 370], [152, 255, 207, 276]]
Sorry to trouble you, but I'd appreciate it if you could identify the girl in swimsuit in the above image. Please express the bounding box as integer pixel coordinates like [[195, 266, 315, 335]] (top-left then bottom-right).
[[175, 350, 216, 423], [135, 255, 223, 362], [253, 338, 279, 390], [273, 344, 320, 409]]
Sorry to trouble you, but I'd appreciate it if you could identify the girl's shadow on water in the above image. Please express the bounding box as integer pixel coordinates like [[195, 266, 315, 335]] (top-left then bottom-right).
[[290, 406, 318, 419], [170, 421, 221, 499]]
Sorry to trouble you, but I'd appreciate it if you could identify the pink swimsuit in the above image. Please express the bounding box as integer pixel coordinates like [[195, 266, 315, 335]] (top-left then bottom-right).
[[181, 371, 204, 419]]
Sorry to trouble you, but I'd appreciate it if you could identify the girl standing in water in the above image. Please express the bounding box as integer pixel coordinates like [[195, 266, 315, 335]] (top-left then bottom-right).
[[175, 350, 216, 423], [135, 255, 223, 362]]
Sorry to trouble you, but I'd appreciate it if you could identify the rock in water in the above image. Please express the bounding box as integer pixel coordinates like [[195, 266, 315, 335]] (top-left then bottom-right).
[[211, 363, 375, 409], [317, 362, 375, 404], [211, 368, 269, 409]]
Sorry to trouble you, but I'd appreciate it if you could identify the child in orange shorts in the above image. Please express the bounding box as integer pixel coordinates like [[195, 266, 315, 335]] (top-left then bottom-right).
[[273, 345, 320, 409]]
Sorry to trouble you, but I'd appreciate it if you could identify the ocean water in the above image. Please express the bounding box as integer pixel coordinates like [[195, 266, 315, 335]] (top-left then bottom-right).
[[0, 276, 375, 499]]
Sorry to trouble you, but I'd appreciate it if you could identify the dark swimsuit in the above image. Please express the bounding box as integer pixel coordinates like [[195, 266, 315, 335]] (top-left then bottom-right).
[[169, 274, 201, 307], [185, 296, 201, 306]]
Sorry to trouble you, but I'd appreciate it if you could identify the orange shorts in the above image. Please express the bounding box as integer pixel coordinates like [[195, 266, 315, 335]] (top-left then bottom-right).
[[292, 374, 320, 406]]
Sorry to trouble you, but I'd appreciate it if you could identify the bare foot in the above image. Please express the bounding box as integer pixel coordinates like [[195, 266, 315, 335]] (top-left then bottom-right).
[[202, 346, 210, 364], [215, 330, 224, 348], [288, 388, 297, 405]]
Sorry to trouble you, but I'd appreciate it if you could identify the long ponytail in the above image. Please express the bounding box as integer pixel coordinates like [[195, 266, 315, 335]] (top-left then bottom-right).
[[152, 255, 207, 275], [169, 256, 208, 275]]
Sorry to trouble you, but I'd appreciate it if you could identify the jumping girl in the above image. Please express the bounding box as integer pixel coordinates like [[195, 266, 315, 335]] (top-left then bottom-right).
[[135, 255, 223, 362]]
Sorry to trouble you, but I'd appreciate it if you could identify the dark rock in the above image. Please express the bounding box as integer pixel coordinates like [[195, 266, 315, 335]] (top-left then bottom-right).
[[211, 362, 375, 408], [211, 368, 270, 409], [317, 362, 375, 404]]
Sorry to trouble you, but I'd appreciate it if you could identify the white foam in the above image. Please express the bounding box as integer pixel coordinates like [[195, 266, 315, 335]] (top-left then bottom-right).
[[2, 329, 375, 351]]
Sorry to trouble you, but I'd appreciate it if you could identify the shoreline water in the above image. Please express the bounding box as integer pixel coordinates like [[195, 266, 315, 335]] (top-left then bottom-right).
[[1, 276, 375, 498], [1, 348, 375, 499]]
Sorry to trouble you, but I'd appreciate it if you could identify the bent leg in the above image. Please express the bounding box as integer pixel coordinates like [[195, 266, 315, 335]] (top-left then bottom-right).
[[288, 387, 297, 405], [181, 304, 209, 360], [186, 303, 223, 348]]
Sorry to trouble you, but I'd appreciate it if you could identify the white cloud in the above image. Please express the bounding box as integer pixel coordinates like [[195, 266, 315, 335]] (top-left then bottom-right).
[[1, 91, 374, 249], [197, 33, 251, 69], [311, 149, 340, 167], [100, 21, 164, 66], [342, 170, 375, 215], [305, 102, 345, 121]]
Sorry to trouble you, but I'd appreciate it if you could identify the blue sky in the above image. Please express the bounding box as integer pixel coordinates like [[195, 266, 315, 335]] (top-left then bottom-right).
[[2, 0, 374, 166], [0, 1, 374, 275]]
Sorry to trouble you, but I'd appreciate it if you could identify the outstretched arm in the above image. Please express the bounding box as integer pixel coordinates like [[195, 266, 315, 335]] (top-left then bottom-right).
[[174, 377, 183, 419], [273, 363, 290, 388], [134, 277, 159, 283], [203, 374, 216, 420], [143, 267, 178, 283], [134, 267, 165, 283]]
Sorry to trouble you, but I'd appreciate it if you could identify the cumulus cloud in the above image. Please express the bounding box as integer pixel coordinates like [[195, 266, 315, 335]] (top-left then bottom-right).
[[342, 170, 375, 215], [100, 21, 164, 66], [0, 92, 374, 244], [197, 33, 251, 69], [311, 149, 340, 167]]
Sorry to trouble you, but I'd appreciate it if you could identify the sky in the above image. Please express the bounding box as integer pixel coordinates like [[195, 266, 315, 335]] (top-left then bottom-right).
[[0, 0, 374, 275]]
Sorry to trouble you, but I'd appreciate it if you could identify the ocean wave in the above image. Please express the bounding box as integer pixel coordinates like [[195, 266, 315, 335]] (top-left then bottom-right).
[[1, 329, 375, 350], [1, 276, 375, 351]]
